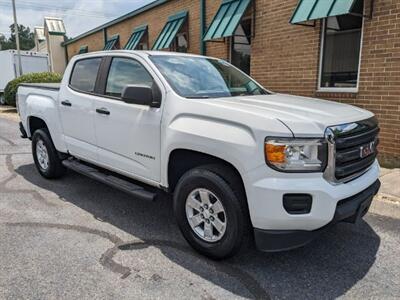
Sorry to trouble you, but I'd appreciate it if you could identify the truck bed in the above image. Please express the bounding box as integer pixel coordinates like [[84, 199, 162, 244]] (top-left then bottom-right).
[[17, 83, 61, 140], [19, 83, 60, 91]]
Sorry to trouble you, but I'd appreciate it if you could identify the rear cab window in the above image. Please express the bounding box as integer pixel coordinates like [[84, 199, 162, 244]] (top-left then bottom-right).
[[69, 58, 102, 93]]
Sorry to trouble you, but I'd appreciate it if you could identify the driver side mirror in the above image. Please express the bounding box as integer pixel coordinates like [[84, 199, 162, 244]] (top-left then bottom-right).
[[121, 84, 161, 107]]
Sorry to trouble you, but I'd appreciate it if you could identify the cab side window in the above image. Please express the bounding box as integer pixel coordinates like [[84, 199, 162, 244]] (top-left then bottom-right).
[[106, 57, 154, 98], [69, 58, 102, 93]]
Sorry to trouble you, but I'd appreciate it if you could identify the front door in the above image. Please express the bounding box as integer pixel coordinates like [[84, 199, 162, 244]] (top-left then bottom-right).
[[59, 57, 102, 162], [93, 56, 163, 183]]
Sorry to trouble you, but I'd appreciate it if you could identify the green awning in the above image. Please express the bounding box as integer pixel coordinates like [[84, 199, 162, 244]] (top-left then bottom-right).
[[78, 45, 88, 54], [103, 34, 119, 50], [290, 0, 359, 24], [152, 11, 188, 50], [124, 25, 148, 50], [203, 0, 251, 41]]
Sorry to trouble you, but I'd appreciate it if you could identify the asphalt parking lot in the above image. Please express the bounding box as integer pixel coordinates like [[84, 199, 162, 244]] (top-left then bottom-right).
[[1, 116, 399, 299]]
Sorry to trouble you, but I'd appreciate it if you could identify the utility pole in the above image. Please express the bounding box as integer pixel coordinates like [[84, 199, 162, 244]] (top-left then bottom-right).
[[12, 0, 23, 76]]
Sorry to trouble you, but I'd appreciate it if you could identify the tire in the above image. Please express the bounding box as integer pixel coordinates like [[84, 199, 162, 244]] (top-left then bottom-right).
[[173, 166, 250, 259], [32, 128, 66, 179]]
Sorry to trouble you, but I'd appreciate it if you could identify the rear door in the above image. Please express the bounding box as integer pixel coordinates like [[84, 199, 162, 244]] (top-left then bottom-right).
[[59, 57, 102, 162], [93, 55, 163, 182]]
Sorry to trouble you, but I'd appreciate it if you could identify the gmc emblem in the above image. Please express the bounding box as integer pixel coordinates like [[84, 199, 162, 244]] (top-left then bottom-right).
[[360, 141, 376, 159]]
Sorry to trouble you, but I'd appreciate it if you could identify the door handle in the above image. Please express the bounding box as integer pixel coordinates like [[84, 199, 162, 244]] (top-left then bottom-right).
[[96, 108, 110, 115], [61, 100, 72, 107]]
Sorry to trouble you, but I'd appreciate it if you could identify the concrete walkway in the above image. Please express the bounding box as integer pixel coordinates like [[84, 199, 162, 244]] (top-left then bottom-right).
[[370, 168, 400, 219], [379, 168, 400, 201]]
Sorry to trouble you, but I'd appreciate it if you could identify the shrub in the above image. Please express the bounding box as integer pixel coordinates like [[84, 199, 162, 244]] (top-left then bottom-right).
[[4, 72, 62, 106]]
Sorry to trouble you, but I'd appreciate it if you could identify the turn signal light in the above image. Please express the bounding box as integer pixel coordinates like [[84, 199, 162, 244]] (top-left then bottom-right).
[[265, 144, 286, 164]]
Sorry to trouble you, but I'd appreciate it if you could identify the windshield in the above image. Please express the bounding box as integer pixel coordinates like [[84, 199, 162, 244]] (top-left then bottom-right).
[[150, 55, 269, 98]]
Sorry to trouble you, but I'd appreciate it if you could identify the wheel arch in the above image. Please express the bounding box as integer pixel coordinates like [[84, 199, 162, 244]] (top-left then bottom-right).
[[28, 116, 49, 136], [27, 115, 68, 156], [167, 149, 247, 196]]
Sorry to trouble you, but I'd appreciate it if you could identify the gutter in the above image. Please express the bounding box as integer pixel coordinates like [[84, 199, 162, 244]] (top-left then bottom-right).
[[63, 35, 69, 64], [200, 0, 206, 55], [103, 28, 108, 48]]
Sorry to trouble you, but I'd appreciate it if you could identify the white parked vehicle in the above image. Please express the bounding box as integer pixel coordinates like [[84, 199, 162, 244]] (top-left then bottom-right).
[[0, 50, 50, 103], [17, 51, 380, 259]]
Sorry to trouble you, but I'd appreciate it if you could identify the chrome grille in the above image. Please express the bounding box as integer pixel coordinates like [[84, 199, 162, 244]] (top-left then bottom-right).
[[324, 117, 379, 184]]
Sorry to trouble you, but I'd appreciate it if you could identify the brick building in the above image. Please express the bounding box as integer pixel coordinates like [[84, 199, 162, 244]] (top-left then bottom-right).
[[63, 0, 400, 166]]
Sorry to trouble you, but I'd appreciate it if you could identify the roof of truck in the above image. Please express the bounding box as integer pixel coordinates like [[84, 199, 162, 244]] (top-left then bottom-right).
[[75, 50, 212, 60]]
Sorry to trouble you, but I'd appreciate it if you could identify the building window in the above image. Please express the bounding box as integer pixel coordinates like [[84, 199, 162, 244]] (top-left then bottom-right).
[[170, 23, 188, 53], [171, 32, 188, 53], [124, 26, 148, 50], [137, 37, 149, 50], [231, 17, 252, 75], [78, 45, 88, 54], [104, 34, 120, 51], [152, 11, 188, 52], [319, 4, 364, 91]]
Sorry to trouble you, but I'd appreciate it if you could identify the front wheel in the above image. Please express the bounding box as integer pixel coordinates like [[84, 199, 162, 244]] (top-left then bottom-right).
[[32, 129, 66, 179], [173, 167, 249, 259]]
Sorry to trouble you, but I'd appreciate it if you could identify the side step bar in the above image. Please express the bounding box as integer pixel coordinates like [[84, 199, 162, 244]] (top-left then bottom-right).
[[62, 159, 157, 202]]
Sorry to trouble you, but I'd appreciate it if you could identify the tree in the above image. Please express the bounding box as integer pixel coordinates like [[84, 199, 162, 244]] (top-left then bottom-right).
[[0, 24, 35, 51], [0, 34, 6, 50], [0, 33, 14, 50]]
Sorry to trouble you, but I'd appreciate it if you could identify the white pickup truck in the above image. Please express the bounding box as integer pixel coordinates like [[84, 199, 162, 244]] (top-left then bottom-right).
[[17, 51, 380, 259]]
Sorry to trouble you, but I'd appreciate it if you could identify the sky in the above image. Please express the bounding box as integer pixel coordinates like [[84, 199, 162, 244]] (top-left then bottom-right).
[[0, 0, 154, 39]]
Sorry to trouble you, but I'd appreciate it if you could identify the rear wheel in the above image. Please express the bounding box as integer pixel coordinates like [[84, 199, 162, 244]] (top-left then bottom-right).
[[32, 129, 66, 179], [173, 166, 250, 259]]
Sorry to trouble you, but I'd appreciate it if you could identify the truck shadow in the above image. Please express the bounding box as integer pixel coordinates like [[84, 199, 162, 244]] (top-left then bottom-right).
[[16, 164, 381, 299]]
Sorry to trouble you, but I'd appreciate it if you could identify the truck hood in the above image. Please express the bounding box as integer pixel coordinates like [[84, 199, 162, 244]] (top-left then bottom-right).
[[204, 93, 374, 137]]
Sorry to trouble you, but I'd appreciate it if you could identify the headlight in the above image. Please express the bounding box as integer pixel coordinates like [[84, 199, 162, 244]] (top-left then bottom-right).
[[265, 138, 327, 172]]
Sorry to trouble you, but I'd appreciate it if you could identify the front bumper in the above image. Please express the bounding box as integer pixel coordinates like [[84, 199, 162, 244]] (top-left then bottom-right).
[[244, 160, 380, 231], [254, 179, 381, 252]]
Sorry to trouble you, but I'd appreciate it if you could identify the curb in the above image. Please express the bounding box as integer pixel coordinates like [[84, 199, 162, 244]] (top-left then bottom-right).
[[370, 195, 400, 219], [0, 111, 19, 122], [0, 105, 16, 112], [0, 108, 17, 114]]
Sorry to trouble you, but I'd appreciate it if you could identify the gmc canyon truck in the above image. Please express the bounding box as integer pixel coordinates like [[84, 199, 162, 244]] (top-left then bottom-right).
[[17, 51, 380, 259]]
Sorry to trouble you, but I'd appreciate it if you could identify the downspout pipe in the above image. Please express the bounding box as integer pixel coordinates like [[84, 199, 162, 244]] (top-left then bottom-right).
[[63, 35, 69, 65], [200, 0, 206, 55], [103, 28, 108, 48]]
